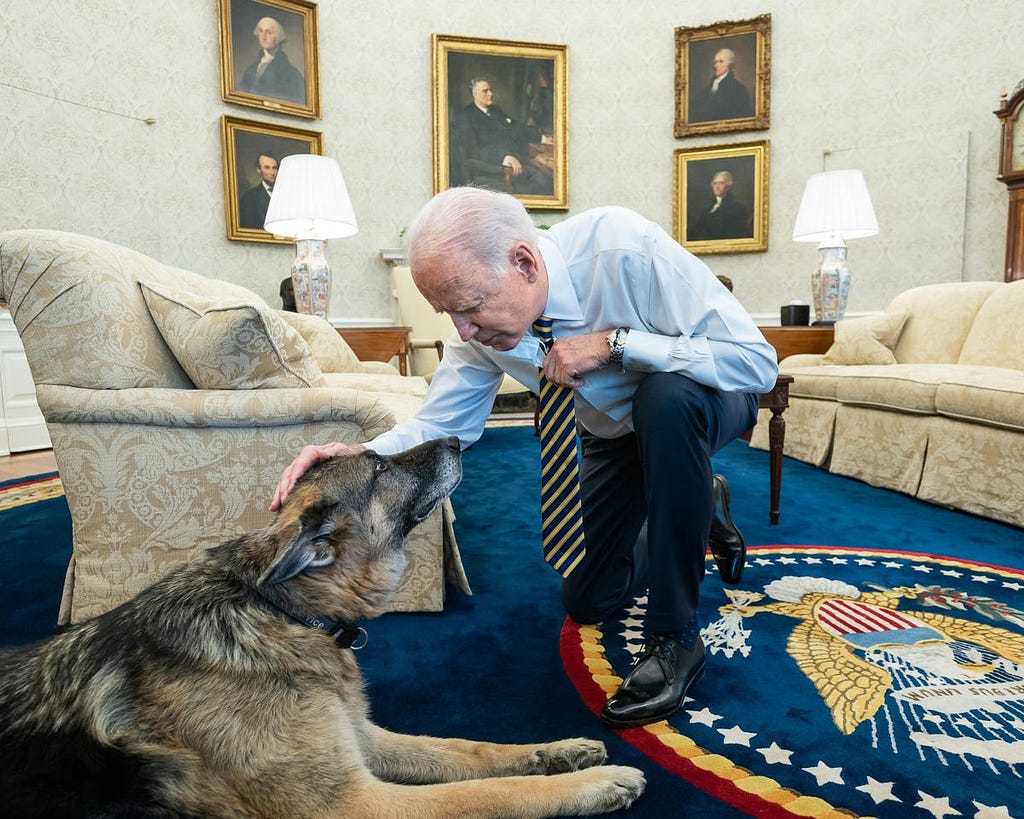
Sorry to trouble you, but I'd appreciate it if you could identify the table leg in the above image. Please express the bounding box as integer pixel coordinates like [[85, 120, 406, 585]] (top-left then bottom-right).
[[767, 407, 786, 525]]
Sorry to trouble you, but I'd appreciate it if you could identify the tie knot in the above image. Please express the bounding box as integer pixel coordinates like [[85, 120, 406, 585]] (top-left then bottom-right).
[[533, 317, 553, 344]]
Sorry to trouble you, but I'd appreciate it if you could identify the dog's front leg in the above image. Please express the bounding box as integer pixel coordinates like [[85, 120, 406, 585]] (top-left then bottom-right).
[[344, 766, 646, 818], [359, 723, 608, 784]]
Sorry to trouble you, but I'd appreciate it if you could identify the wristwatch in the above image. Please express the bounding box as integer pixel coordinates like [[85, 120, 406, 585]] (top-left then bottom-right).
[[606, 327, 629, 371]]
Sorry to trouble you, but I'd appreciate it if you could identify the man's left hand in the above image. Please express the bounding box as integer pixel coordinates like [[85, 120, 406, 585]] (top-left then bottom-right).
[[542, 331, 612, 387]]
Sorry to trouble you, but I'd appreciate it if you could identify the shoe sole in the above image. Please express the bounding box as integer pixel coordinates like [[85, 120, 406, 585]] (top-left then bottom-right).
[[599, 662, 706, 729]]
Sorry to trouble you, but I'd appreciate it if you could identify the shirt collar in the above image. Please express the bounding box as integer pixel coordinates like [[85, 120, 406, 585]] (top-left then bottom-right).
[[537, 232, 582, 322]]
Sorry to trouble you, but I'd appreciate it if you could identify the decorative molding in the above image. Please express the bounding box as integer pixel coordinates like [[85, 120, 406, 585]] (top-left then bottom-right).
[[379, 248, 408, 267]]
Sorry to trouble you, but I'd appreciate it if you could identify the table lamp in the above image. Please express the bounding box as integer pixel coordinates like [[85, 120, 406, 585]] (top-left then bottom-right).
[[263, 154, 358, 320], [792, 169, 879, 325]]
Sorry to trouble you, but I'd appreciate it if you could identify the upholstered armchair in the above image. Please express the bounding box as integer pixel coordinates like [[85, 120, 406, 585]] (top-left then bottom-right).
[[0, 229, 468, 625]]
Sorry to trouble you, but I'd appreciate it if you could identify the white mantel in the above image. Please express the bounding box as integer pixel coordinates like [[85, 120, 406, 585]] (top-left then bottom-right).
[[0, 308, 51, 455]]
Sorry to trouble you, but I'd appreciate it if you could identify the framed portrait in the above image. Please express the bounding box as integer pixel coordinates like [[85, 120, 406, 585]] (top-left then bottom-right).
[[218, 0, 321, 119], [672, 140, 769, 255], [674, 14, 770, 138], [432, 34, 568, 210], [221, 115, 323, 244]]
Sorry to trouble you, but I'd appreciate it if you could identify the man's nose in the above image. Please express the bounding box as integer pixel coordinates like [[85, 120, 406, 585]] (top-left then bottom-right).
[[451, 314, 477, 341]]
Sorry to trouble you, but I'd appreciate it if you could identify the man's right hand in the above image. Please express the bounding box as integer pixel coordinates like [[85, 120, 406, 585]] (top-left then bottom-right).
[[270, 442, 366, 511]]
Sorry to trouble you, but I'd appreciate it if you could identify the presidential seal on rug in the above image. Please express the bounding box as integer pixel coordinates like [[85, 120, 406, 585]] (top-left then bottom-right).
[[0, 438, 645, 819]]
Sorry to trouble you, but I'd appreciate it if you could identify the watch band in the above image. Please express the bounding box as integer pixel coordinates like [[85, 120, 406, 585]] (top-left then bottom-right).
[[607, 327, 629, 371]]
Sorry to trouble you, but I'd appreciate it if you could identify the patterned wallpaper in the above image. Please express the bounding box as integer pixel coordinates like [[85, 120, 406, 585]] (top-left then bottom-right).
[[1, 0, 1021, 324]]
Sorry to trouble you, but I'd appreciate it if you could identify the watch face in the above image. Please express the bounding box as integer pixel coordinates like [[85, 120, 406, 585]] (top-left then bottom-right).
[[1013, 117, 1024, 171]]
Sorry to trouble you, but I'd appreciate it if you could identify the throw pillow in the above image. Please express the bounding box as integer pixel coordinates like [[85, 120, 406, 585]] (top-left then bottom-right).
[[276, 310, 362, 373], [821, 310, 910, 366], [139, 281, 325, 389]]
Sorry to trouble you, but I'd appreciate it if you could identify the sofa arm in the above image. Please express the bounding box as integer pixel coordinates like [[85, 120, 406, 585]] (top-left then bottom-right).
[[356, 360, 402, 376], [35, 384, 397, 438], [779, 353, 826, 370]]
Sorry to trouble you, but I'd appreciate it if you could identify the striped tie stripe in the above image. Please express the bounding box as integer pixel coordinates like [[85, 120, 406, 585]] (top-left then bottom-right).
[[534, 317, 587, 578]]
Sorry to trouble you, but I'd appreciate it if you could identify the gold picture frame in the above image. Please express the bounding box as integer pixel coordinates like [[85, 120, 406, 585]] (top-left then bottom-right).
[[432, 33, 568, 210], [218, 0, 321, 119], [221, 115, 323, 244], [674, 14, 770, 138], [673, 140, 769, 255]]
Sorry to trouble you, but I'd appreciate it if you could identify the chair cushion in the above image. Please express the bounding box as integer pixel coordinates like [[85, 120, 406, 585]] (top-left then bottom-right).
[[139, 281, 325, 389], [821, 310, 909, 365]]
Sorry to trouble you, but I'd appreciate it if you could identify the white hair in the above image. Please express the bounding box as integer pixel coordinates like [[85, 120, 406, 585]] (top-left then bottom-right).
[[406, 187, 536, 280], [715, 48, 736, 67], [253, 17, 286, 43]]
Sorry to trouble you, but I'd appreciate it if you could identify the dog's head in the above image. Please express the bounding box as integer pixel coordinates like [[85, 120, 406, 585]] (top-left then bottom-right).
[[254, 437, 462, 622]]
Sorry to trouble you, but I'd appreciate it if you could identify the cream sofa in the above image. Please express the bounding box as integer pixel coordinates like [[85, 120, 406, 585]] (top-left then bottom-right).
[[0, 229, 470, 625], [750, 280, 1024, 528]]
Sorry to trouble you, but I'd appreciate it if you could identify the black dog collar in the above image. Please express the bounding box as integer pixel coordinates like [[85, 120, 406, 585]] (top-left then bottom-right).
[[254, 591, 368, 649]]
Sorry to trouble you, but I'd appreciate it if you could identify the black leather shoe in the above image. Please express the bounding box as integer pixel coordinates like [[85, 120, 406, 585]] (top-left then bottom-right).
[[709, 474, 745, 584], [600, 635, 705, 728]]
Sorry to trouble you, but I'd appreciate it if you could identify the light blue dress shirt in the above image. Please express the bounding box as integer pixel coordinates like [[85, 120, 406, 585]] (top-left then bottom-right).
[[367, 206, 778, 454]]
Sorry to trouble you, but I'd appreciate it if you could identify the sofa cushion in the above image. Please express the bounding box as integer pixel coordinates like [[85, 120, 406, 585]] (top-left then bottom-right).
[[821, 310, 910, 365], [276, 310, 363, 373], [139, 281, 325, 390], [934, 366, 1024, 431], [956, 280, 1024, 372], [829, 364, 952, 413], [886, 281, 1001, 364]]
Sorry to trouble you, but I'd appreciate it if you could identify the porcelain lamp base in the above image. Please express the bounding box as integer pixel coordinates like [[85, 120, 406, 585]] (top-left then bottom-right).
[[810, 244, 851, 325], [290, 238, 331, 320]]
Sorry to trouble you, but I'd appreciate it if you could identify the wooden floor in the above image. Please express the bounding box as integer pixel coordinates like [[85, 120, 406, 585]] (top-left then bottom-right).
[[0, 448, 58, 482]]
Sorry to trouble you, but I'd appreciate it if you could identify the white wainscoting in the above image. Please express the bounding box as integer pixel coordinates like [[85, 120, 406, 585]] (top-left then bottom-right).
[[0, 309, 51, 455]]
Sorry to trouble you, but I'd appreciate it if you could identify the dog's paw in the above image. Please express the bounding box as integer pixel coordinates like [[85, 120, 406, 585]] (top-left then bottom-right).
[[575, 765, 646, 814], [529, 738, 608, 773]]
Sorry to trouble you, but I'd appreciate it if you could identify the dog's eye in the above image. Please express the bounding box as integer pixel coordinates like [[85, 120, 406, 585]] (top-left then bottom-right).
[[374, 460, 388, 474]]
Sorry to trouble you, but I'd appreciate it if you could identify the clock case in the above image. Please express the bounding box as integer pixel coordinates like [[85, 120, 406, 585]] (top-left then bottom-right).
[[995, 79, 1024, 281]]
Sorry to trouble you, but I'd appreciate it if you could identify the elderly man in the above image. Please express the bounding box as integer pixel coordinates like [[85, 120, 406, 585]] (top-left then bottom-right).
[[239, 16, 305, 104], [689, 48, 753, 122], [272, 187, 777, 727]]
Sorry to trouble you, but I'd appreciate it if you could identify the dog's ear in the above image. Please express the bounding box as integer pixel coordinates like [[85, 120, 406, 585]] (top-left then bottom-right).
[[259, 514, 344, 585]]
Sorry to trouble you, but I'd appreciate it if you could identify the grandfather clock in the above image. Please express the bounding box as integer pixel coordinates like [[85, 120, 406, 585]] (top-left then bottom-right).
[[995, 80, 1024, 282]]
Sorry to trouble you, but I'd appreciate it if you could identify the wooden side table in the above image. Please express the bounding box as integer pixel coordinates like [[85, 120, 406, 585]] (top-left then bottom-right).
[[748, 326, 832, 525], [757, 325, 834, 361], [335, 326, 411, 375]]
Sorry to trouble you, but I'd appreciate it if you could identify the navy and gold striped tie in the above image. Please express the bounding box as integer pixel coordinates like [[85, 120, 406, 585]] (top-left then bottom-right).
[[533, 317, 586, 578]]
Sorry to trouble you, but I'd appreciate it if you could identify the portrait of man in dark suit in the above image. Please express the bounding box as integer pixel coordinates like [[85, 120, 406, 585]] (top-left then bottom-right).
[[688, 40, 755, 124], [237, 14, 305, 104], [452, 76, 553, 196], [221, 0, 317, 116], [685, 157, 756, 243]]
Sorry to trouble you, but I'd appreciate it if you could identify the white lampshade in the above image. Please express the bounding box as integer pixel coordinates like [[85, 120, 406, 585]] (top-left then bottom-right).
[[792, 169, 879, 244], [263, 154, 358, 240]]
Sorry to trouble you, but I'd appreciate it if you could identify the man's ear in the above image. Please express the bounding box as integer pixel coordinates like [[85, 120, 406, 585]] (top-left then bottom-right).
[[511, 242, 538, 281]]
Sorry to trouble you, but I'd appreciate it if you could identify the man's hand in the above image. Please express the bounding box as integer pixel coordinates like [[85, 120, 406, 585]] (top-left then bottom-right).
[[502, 155, 524, 176], [270, 442, 366, 511], [542, 331, 613, 388]]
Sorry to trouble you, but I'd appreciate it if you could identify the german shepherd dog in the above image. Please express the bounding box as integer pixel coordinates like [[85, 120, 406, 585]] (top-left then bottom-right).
[[0, 438, 645, 818]]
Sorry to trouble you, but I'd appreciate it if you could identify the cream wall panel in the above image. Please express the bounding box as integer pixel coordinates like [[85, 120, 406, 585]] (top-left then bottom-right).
[[1, 0, 1021, 326]]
